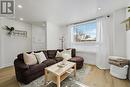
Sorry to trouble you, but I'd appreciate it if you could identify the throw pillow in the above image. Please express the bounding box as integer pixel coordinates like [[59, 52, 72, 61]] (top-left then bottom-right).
[[23, 52, 37, 65], [56, 51, 63, 57], [34, 52, 47, 64], [62, 49, 72, 60]]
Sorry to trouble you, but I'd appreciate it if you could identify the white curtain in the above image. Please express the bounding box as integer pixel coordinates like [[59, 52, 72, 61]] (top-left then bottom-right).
[[96, 17, 111, 69], [64, 25, 73, 48]]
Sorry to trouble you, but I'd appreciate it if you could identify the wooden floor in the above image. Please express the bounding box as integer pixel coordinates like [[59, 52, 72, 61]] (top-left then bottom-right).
[[0, 65, 130, 87], [85, 65, 130, 87], [0, 66, 19, 87]]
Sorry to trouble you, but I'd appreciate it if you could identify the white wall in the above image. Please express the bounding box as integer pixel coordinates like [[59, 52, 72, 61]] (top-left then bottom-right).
[[112, 8, 126, 57], [126, 29, 130, 59], [0, 18, 32, 68], [76, 48, 96, 64], [32, 24, 46, 51], [46, 22, 62, 50], [0, 22, 2, 67], [63, 8, 126, 65], [0, 19, 63, 68], [126, 2, 130, 59]]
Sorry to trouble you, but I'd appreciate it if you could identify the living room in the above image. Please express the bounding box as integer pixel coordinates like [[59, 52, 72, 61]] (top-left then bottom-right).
[[0, 0, 130, 87]]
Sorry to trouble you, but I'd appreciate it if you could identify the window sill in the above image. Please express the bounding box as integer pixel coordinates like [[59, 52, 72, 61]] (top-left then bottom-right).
[[76, 49, 96, 53], [71, 41, 97, 46]]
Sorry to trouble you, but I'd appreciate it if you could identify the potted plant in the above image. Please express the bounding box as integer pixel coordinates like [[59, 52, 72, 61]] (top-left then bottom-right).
[[121, 6, 130, 31], [128, 6, 130, 12]]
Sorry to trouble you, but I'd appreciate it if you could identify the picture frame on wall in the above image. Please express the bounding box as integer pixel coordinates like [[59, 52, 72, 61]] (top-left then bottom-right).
[[12, 30, 27, 37]]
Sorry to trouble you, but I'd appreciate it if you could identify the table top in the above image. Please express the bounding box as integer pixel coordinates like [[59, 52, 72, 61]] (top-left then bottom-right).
[[45, 61, 76, 76]]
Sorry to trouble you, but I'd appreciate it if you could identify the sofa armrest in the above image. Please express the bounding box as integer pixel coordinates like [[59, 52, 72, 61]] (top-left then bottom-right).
[[128, 60, 130, 80], [14, 59, 29, 70]]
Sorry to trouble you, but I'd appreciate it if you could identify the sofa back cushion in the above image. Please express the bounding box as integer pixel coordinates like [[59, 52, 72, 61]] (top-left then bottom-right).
[[17, 48, 76, 61], [17, 53, 24, 61], [47, 50, 57, 59]]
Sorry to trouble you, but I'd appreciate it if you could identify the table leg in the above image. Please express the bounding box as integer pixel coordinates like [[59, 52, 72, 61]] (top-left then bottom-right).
[[74, 64, 76, 78], [57, 76, 60, 87], [45, 69, 48, 85]]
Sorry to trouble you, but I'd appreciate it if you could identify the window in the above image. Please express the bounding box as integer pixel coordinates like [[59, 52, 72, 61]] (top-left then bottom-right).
[[72, 20, 96, 42]]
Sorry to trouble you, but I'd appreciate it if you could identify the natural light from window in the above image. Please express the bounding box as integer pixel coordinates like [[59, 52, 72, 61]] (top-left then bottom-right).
[[72, 20, 97, 43]]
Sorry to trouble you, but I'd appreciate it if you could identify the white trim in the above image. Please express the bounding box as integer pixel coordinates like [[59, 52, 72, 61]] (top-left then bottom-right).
[[0, 64, 13, 69], [96, 65, 110, 70], [73, 20, 96, 26]]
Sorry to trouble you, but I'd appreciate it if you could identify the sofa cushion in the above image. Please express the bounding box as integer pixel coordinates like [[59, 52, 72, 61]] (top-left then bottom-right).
[[69, 56, 84, 69], [62, 49, 72, 60], [55, 57, 63, 62], [47, 50, 57, 59], [29, 63, 46, 72], [34, 52, 47, 64], [17, 52, 32, 61], [56, 50, 72, 60], [34, 50, 48, 59], [17, 54, 24, 60], [69, 56, 84, 62], [57, 48, 76, 57], [23, 63, 46, 77], [42, 59, 57, 67], [23, 52, 37, 65], [23, 71, 44, 84], [128, 61, 130, 80], [56, 51, 63, 57], [42, 51, 48, 59], [14, 59, 29, 70]]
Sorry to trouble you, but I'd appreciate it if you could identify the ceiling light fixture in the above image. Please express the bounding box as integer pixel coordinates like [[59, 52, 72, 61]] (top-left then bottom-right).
[[20, 18, 24, 21], [98, 8, 101, 10], [17, 5, 23, 8]]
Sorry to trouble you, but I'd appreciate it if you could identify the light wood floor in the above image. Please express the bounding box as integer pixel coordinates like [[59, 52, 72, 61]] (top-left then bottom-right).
[[0, 65, 130, 87], [85, 65, 130, 87]]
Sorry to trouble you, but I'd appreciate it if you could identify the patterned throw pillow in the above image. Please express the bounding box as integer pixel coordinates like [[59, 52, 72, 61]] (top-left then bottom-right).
[[56, 51, 63, 57], [34, 52, 47, 64], [62, 49, 72, 60], [55, 49, 72, 60]]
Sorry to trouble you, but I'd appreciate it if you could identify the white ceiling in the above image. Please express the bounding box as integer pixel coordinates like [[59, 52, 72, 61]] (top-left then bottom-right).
[[15, 0, 128, 26]]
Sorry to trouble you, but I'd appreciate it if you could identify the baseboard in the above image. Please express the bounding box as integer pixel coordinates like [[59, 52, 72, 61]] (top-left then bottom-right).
[[96, 65, 110, 70], [0, 66, 5, 69], [0, 65, 13, 69]]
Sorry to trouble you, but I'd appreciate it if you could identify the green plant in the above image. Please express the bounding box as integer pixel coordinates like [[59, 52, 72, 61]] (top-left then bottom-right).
[[128, 6, 130, 12], [121, 6, 130, 23]]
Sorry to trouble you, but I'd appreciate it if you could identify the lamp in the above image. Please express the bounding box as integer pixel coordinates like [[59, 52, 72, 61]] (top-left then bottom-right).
[[59, 36, 64, 49]]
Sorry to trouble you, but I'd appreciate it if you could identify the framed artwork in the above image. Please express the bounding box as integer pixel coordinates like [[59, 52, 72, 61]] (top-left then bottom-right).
[[12, 30, 27, 37]]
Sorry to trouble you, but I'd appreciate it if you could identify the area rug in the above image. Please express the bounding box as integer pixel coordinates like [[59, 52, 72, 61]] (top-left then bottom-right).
[[19, 65, 91, 87]]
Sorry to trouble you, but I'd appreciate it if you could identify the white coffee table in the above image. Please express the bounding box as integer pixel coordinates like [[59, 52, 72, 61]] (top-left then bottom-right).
[[44, 61, 76, 87]]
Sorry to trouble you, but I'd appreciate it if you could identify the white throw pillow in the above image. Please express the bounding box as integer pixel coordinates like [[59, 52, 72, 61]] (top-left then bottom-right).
[[34, 52, 47, 64], [23, 52, 37, 65], [62, 49, 72, 60], [56, 51, 63, 57]]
